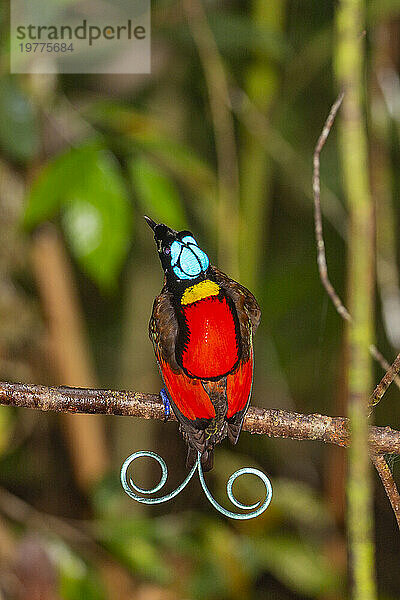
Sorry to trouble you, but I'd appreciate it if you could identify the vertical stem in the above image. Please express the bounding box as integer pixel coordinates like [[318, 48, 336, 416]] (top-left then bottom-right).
[[240, 0, 285, 291], [335, 3, 376, 599], [31, 226, 109, 491], [25, 73, 109, 492]]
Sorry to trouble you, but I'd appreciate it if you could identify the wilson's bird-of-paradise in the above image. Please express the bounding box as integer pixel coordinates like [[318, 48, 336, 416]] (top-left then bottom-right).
[[120, 218, 272, 520], [145, 216, 261, 472]]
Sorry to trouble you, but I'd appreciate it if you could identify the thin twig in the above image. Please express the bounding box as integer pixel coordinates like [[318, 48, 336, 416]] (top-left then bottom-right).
[[0, 381, 399, 455], [313, 92, 350, 321], [369, 356, 400, 524], [313, 93, 400, 388], [371, 454, 400, 530], [370, 351, 400, 408], [369, 351, 400, 522]]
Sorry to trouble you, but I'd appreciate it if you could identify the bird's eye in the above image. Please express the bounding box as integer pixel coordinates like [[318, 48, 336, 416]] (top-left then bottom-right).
[[164, 247, 171, 255]]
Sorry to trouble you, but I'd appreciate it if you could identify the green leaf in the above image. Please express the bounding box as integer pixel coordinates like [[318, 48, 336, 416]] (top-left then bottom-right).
[[23, 146, 88, 229], [254, 534, 342, 597], [24, 144, 133, 291], [48, 539, 105, 600], [62, 150, 132, 291], [272, 477, 335, 531], [0, 78, 39, 162], [84, 101, 215, 192], [97, 517, 170, 583], [130, 156, 187, 229]]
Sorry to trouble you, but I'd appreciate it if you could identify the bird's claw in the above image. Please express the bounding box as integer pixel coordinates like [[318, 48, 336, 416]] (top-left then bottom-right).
[[160, 388, 171, 422]]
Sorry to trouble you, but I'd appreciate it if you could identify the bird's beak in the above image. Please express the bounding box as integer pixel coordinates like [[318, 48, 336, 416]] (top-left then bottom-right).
[[144, 215, 158, 231]]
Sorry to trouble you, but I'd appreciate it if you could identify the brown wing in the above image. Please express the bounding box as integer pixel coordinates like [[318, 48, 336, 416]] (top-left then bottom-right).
[[210, 265, 261, 360], [149, 285, 180, 371], [209, 266, 261, 441], [210, 266, 261, 330]]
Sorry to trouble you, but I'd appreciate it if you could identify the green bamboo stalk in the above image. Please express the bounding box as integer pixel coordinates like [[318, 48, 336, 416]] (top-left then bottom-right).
[[240, 0, 285, 291], [335, 2, 376, 599]]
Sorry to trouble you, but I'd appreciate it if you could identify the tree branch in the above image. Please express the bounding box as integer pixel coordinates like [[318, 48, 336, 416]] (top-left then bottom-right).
[[370, 351, 400, 408], [313, 91, 350, 322], [0, 381, 399, 455], [371, 454, 400, 530]]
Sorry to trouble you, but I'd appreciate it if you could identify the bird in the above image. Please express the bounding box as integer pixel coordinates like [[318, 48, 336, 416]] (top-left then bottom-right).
[[145, 216, 261, 472]]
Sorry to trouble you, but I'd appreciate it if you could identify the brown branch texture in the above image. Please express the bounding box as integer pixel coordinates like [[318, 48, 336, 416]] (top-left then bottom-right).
[[0, 381, 399, 456]]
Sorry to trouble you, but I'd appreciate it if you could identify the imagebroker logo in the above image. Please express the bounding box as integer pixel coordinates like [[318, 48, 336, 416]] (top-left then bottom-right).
[[10, 0, 151, 74], [16, 20, 147, 47]]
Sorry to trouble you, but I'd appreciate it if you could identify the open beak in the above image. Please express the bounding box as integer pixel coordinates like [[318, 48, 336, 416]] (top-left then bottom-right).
[[144, 215, 158, 231]]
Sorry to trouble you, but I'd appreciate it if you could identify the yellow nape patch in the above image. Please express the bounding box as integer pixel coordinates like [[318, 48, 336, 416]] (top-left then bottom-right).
[[181, 280, 220, 305]]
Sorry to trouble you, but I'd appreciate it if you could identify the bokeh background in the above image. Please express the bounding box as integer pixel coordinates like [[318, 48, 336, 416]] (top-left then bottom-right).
[[0, 1, 399, 598]]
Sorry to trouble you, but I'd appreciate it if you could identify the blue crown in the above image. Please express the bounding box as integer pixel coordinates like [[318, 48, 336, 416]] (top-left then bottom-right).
[[170, 235, 209, 280]]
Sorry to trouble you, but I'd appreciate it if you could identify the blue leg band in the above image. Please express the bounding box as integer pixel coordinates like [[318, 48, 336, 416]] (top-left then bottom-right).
[[160, 388, 170, 420]]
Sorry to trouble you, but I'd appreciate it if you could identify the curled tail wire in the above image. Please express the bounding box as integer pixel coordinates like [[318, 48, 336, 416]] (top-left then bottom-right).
[[121, 451, 272, 519]]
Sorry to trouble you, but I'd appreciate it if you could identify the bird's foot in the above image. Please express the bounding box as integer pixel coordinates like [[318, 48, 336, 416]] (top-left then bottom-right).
[[160, 388, 170, 422]]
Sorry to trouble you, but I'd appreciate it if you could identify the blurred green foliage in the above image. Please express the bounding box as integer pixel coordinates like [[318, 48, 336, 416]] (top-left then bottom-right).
[[0, 78, 39, 162], [24, 143, 132, 290], [130, 156, 187, 229], [50, 539, 106, 600]]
